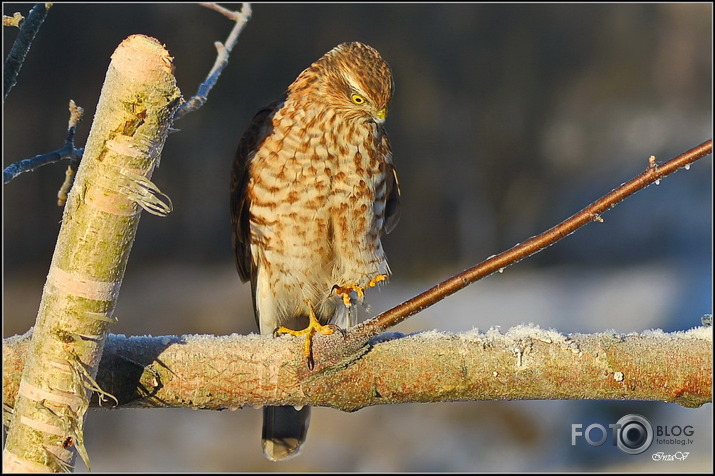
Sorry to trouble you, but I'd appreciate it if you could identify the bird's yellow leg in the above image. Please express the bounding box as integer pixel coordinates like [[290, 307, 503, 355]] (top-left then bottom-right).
[[332, 274, 388, 307], [275, 302, 335, 369]]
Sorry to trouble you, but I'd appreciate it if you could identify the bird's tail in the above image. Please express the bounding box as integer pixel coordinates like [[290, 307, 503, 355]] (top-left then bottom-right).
[[262, 405, 311, 461]]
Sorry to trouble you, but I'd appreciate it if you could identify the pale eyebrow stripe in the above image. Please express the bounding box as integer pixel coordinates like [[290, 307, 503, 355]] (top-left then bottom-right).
[[341, 71, 368, 97]]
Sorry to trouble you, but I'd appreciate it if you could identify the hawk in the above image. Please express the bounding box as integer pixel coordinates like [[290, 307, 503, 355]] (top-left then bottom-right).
[[230, 42, 400, 461]]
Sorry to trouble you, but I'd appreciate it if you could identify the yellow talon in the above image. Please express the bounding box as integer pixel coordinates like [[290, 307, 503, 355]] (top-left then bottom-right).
[[333, 274, 388, 307], [367, 274, 387, 288], [332, 284, 362, 307], [275, 302, 335, 369]]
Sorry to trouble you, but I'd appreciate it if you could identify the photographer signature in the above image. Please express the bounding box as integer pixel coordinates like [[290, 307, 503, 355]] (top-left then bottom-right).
[[652, 451, 690, 462]]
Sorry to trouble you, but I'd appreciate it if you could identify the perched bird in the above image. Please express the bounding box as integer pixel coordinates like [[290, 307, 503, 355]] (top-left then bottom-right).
[[230, 41, 400, 461]]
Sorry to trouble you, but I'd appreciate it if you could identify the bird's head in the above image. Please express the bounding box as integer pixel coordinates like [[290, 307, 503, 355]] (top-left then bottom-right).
[[290, 42, 394, 124]]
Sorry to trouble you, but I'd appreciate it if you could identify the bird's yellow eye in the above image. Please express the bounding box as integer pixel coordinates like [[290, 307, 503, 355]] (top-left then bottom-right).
[[351, 93, 366, 105]]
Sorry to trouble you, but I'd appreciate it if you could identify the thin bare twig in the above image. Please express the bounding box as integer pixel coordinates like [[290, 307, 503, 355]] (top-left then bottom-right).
[[56, 100, 84, 205], [3, 100, 84, 185], [56, 164, 76, 207], [366, 140, 714, 332], [173, 2, 252, 120], [3, 3, 51, 101], [309, 139, 714, 369]]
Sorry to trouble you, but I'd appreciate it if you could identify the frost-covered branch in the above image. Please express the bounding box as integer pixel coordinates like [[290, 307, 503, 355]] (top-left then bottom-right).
[[3, 326, 712, 413]]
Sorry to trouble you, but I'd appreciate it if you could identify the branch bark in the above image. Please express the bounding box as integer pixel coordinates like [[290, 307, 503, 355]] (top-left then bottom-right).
[[2, 35, 180, 473], [3, 326, 711, 413]]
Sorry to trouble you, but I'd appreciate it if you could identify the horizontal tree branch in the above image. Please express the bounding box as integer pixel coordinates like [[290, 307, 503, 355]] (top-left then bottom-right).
[[3, 325, 711, 413]]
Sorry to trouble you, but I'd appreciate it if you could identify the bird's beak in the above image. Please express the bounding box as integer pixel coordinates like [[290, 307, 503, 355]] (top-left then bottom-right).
[[374, 108, 387, 123]]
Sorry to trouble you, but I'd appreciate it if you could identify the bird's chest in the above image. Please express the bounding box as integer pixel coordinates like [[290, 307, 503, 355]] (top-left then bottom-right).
[[249, 111, 383, 214]]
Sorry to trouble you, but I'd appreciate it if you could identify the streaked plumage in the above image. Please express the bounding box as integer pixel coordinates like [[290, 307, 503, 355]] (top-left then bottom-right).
[[230, 41, 400, 461]]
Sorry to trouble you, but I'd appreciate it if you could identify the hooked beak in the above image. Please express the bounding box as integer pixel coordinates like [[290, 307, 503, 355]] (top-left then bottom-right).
[[374, 107, 387, 123]]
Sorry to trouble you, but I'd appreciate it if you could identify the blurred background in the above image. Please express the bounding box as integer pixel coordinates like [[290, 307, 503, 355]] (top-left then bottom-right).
[[3, 2, 712, 472]]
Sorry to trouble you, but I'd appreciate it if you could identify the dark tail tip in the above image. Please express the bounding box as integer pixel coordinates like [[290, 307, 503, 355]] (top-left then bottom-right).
[[262, 405, 311, 461]]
